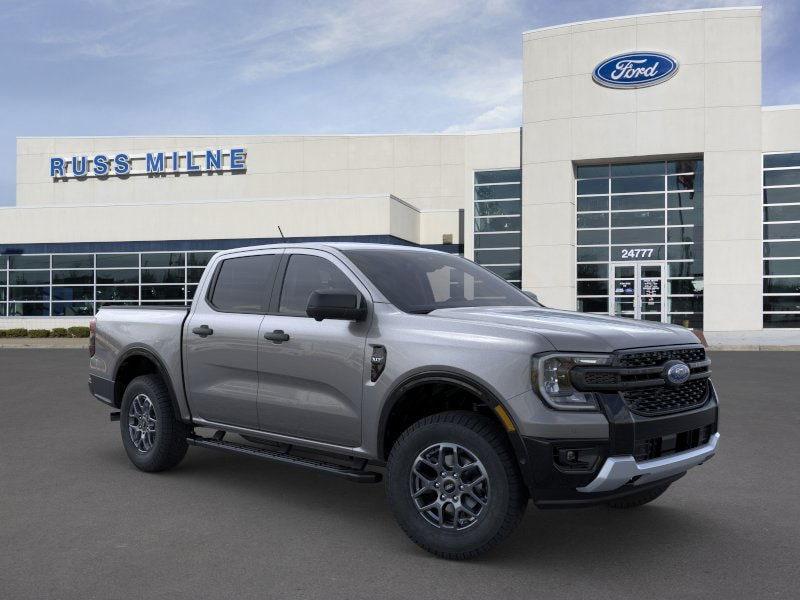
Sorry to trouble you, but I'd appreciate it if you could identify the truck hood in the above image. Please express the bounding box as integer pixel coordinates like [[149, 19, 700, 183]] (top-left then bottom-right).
[[426, 306, 700, 353]]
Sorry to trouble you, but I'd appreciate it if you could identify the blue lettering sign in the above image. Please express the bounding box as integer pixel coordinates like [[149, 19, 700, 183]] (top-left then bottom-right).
[[593, 52, 678, 89], [93, 154, 109, 176], [230, 147, 246, 170], [146, 152, 165, 173], [114, 153, 130, 175], [50, 157, 65, 177], [205, 149, 222, 170], [72, 156, 88, 177], [186, 150, 200, 172], [171, 151, 180, 172]]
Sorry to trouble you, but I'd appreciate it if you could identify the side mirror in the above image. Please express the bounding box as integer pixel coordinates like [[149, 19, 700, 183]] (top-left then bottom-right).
[[523, 290, 539, 303], [306, 289, 366, 322]]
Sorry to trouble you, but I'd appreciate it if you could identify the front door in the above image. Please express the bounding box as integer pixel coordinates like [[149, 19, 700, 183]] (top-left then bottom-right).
[[610, 262, 667, 322]]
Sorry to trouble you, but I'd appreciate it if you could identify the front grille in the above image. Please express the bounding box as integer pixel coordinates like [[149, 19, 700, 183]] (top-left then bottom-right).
[[634, 424, 715, 461], [617, 347, 706, 368], [621, 378, 709, 416]]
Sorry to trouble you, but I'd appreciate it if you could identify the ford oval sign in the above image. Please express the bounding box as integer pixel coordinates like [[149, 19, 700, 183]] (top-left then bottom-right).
[[593, 52, 678, 89], [664, 361, 691, 386]]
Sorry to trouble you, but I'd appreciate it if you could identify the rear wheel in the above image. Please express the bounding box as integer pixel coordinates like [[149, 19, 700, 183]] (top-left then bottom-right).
[[606, 482, 671, 508], [120, 374, 189, 472], [386, 411, 527, 560]]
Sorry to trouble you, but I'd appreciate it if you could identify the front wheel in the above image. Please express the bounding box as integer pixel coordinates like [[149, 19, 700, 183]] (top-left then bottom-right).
[[386, 411, 528, 560], [120, 374, 189, 472]]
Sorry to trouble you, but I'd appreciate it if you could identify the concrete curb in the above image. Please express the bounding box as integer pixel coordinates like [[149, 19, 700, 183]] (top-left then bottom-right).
[[0, 339, 89, 349]]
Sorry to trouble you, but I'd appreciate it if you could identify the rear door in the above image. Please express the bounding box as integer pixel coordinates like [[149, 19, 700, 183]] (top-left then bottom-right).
[[256, 250, 370, 447], [184, 249, 282, 429]]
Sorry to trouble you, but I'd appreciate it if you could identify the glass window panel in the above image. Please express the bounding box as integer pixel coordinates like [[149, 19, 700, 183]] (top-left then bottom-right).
[[610, 162, 664, 176], [577, 264, 608, 279], [8, 255, 49, 269], [279, 255, 357, 317], [52, 254, 93, 269], [97, 301, 138, 308], [473, 233, 520, 249], [52, 302, 94, 316], [763, 188, 800, 205], [611, 176, 663, 194], [474, 249, 521, 265], [210, 254, 281, 313], [611, 228, 664, 244], [763, 278, 800, 294], [764, 170, 800, 187], [10, 287, 49, 301], [763, 296, 800, 312], [96, 269, 138, 284], [474, 184, 521, 200], [187, 251, 216, 267], [577, 230, 608, 245], [577, 246, 608, 262], [669, 279, 704, 295], [764, 205, 800, 222], [474, 170, 520, 184], [0, 304, 5, 316], [668, 209, 697, 225], [667, 244, 694, 261], [8, 302, 49, 316], [611, 194, 663, 210], [668, 191, 702, 208], [764, 314, 800, 328], [615, 265, 635, 278], [474, 216, 521, 233], [577, 281, 608, 295], [484, 265, 521, 280], [141, 252, 185, 268], [764, 153, 800, 168], [764, 241, 800, 258], [474, 200, 521, 216], [0, 271, 5, 285], [52, 270, 93, 284], [52, 286, 93, 301], [668, 227, 695, 243], [669, 262, 697, 277], [764, 259, 800, 276], [577, 179, 608, 195], [670, 314, 703, 329], [577, 197, 608, 212], [0, 255, 6, 269], [96, 254, 138, 268], [187, 285, 198, 300], [577, 297, 608, 312], [764, 223, 800, 240], [0, 288, 6, 301], [9, 270, 50, 285], [669, 296, 703, 312], [141, 285, 185, 301], [187, 268, 205, 284], [576, 165, 609, 178], [667, 160, 701, 174], [667, 174, 697, 191], [96, 286, 139, 301], [141, 268, 185, 284], [611, 210, 664, 227], [577, 212, 608, 228], [611, 246, 665, 261]]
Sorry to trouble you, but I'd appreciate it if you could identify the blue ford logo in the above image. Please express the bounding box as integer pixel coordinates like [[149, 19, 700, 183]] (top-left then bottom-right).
[[664, 361, 691, 386], [593, 52, 678, 89]]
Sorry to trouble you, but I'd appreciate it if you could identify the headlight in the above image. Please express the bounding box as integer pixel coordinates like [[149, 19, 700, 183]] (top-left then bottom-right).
[[531, 353, 612, 411]]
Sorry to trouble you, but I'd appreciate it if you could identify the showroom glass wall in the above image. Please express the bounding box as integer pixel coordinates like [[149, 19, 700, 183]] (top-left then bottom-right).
[[0, 250, 216, 316], [575, 159, 704, 328], [473, 169, 522, 287], [763, 153, 800, 328]]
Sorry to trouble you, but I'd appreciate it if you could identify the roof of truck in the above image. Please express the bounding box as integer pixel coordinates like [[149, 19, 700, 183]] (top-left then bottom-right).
[[216, 241, 442, 256]]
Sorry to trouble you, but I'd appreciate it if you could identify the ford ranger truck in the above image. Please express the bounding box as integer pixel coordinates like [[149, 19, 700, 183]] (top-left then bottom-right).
[[89, 243, 719, 559]]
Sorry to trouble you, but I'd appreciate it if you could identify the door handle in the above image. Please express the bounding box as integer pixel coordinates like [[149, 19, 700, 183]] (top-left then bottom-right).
[[192, 325, 214, 338], [264, 329, 290, 343]]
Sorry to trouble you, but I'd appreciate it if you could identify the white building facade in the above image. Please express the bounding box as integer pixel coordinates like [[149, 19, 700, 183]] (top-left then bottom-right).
[[2, 6, 799, 344]]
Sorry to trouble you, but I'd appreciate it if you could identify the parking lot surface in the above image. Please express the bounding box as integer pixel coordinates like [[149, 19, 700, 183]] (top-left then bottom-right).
[[1, 349, 798, 599]]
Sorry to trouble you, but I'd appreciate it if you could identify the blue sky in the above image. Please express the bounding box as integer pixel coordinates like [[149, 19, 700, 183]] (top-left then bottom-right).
[[1, 0, 798, 206]]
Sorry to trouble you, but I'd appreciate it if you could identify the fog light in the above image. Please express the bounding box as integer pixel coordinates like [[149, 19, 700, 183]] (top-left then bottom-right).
[[555, 446, 601, 471]]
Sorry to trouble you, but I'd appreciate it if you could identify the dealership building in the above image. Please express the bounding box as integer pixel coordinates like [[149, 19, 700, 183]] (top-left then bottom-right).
[[2, 6, 799, 345]]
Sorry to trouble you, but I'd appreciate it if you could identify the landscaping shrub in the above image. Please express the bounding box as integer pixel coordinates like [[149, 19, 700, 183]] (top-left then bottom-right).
[[3, 328, 28, 338], [68, 326, 91, 338], [28, 329, 51, 338], [51, 328, 69, 338]]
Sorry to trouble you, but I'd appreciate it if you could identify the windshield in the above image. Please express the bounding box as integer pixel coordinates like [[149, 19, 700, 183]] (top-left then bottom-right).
[[342, 248, 539, 314]]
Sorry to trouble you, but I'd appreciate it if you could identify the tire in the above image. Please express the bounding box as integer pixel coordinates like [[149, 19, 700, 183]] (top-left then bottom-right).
[[606, 482, 671, 509], [120, 374, 189, 472], [386, 411, 528, 560]]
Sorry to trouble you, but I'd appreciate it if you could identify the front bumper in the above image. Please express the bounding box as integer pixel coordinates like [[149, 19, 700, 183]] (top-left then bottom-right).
[[520, 380, 719, 508]]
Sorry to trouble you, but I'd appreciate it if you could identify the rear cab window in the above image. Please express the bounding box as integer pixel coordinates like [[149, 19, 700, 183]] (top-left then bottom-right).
[[208, 254, 280, 314]]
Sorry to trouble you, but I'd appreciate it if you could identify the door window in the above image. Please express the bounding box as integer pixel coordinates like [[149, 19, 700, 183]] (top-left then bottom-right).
[[209, 254, 280, 314], [278, 254, 358, 317], [610, 262, 666, 322]]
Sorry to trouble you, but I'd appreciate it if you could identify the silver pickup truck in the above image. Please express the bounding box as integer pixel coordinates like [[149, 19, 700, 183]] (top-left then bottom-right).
[[89, 242, 719, 559]]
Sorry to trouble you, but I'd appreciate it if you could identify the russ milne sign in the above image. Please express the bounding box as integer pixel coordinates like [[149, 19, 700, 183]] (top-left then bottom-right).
[[592, 52, 678, 89], [50, 148, 246, 179]]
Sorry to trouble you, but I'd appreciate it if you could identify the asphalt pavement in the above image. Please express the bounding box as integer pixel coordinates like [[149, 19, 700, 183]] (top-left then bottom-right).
[[1, 349, 798, 599]]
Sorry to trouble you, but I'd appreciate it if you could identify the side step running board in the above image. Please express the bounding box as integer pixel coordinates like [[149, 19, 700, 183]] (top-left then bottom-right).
[[186, 435, 382, 483]]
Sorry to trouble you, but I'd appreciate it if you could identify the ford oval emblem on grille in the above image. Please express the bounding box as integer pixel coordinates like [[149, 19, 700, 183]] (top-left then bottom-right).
[[664, 360, 691, 386]]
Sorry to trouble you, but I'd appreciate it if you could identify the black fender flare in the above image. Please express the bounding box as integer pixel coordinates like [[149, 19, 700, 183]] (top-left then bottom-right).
[[377, 370, 530, 476], [113, 346, 188, 422]]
